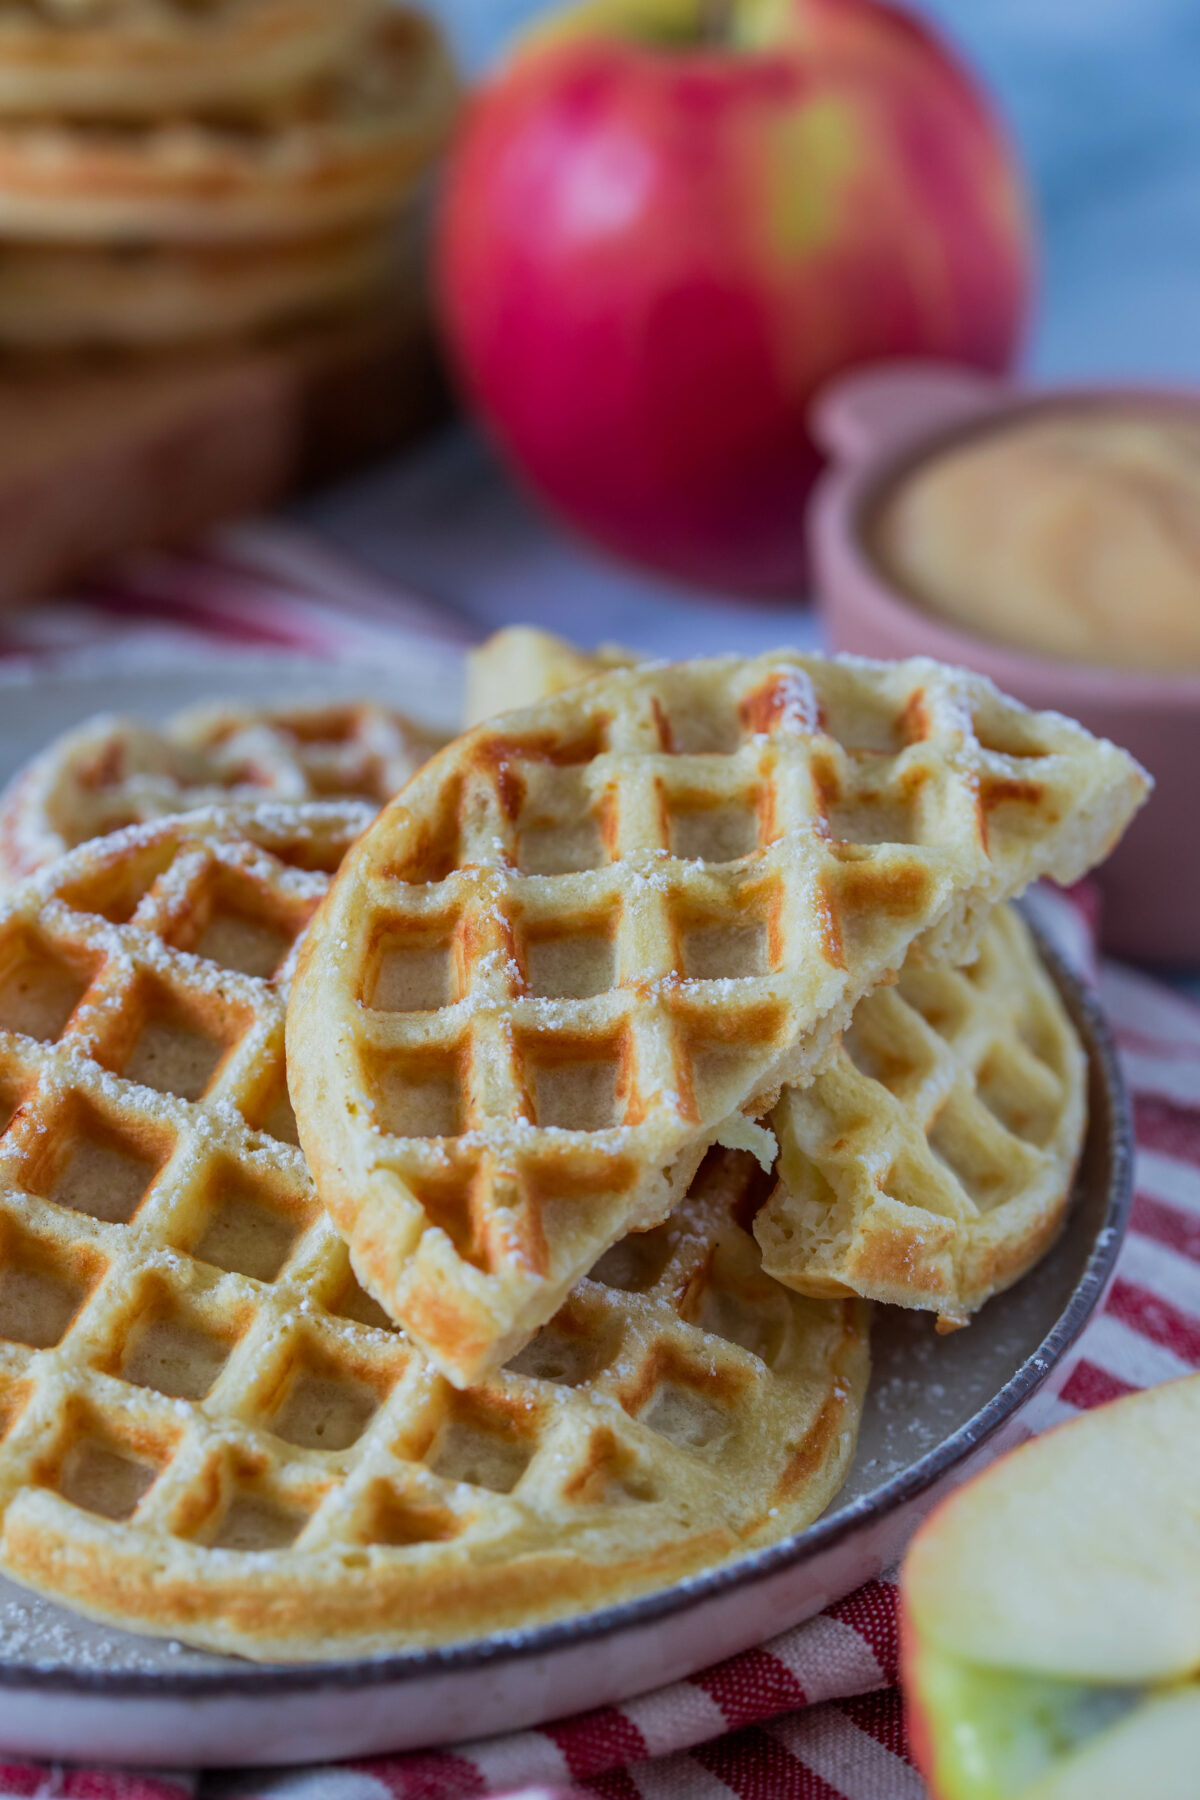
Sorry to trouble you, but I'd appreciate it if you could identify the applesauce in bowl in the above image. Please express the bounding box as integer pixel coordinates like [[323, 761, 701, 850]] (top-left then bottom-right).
[[807, 363, 1200, 962], [869, 407, 1200, 675]]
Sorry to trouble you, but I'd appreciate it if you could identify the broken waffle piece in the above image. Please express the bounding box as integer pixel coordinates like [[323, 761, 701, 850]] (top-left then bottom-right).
[[0, 804, 867, 1657], [286, 651, 1148, 1387], [464, 626, 638, 727], [758, 903, 1088, 1327]]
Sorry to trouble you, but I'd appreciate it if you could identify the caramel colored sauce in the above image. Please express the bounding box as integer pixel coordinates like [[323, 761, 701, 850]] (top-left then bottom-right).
[[872, 408, 1200, 674]]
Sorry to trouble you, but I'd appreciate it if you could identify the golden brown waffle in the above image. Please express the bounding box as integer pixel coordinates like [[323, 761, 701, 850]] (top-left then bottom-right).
[[0, 9, 458, 244], [0, 0, 380, 120], [0, 223, 407, 347], [502, 640, 1093, 1329], [464, 626, 639, 729], [0, 806, 867, 1658], [757, 904, 1087, 1328], [0, 698, 445, 882], [287, 651, 1148, 1386]]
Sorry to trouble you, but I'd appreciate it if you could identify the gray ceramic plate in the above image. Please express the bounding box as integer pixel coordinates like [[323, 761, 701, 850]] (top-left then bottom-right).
[[0, 655, 1132, 1767]]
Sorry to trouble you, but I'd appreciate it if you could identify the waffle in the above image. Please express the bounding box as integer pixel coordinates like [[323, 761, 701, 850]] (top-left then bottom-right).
[[0, 9, 458, 245], [0, 698, 445, 883], [0, 806, 868, 1658], [463, 640, 1091, 1326], [0, 222, 406, 347], [757, 904, 1087, 1328], [287, 650, 1148, 1386], [0, 0, 380, 120], [464, 626, 638, 729]]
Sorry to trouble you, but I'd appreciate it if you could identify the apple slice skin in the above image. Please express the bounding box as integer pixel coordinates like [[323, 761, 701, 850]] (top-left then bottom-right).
[[901, 1375, 1200, 1800]]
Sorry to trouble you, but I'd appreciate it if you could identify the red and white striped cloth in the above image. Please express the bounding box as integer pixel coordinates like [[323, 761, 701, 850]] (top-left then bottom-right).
[[0, 523, 472, 669], [0, 532, 1197, 1800]]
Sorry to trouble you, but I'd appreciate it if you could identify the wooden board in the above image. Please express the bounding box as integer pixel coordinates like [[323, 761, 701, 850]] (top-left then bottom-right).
[[0, 295, 448, 605]]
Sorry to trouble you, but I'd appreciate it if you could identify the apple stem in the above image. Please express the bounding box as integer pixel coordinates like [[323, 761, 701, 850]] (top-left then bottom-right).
[[702, 0, 734, 44]]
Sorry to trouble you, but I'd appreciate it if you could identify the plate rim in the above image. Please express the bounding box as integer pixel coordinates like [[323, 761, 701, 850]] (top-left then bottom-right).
[[0, 645, 466, 729], [0, 920, 1133, 1696]]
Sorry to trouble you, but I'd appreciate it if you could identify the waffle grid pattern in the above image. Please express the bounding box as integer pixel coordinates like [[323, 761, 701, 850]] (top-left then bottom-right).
[[0, 806, 868, 1660], [0, 698, 445, 881], [0, 223, 414, 348], [0, 0, 380, 123], [759, 904, 1088, 1326], [0, 9, 458, 246], [289, 652, 1147, 1386]]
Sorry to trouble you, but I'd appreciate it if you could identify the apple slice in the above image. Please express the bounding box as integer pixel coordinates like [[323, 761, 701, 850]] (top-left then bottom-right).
[[901, 1375, 1200, 1799]]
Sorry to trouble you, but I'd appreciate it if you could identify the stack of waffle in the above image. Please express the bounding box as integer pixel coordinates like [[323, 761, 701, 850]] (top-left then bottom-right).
[[0, 0, 458, 349], [0, 642, 1148, 1660]]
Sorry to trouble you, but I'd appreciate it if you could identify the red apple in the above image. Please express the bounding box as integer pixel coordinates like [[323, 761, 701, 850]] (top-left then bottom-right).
[[435, 0, 1033, 595]]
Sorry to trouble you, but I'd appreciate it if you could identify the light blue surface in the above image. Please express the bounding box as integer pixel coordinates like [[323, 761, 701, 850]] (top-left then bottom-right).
[[307, 1, 1200, 655]]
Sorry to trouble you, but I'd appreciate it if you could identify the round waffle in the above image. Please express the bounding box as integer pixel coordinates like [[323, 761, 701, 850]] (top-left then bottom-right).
[[0, 0, 380, 120], [0, 9, 458, 244], [0, 698, 446, 883], [0, 224, 405, 347], [0, 805, 868, 1659], [758, 904, 1088, 1329], [287, 651, 1148, 1387]]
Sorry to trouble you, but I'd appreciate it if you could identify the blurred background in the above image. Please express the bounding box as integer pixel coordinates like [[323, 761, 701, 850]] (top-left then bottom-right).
[[300, 0, 1200, 656], [2, 0, 1196, 653], [435, 0, 1200, 381], [0, 0, 1197, 953]]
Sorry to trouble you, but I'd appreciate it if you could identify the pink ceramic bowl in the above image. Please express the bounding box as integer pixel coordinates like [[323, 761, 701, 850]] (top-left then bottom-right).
[[809, 361, 1200, 963]]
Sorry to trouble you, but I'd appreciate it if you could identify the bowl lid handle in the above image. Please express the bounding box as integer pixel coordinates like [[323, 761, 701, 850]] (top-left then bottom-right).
[[810, 361, 1006, 467]]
